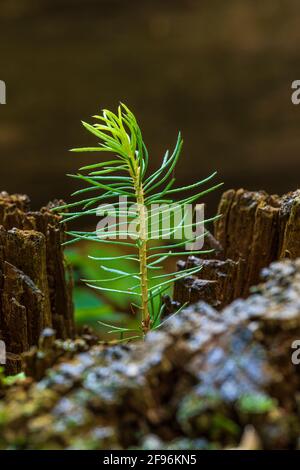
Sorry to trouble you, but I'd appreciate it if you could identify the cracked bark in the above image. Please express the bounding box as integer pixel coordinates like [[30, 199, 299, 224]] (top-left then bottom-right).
[[0, 192, 74, 374], [174, 188, 300, 308]]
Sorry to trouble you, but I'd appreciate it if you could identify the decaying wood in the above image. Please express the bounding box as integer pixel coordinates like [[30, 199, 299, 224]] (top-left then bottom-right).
[[176, 257, 246, 308], [0, 192, 75, 374], [174, 188, 300, 308], [0, 258, 300, 450]]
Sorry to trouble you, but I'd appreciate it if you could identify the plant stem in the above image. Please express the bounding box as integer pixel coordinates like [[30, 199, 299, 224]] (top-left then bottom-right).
[[132, 165, 150, 333]]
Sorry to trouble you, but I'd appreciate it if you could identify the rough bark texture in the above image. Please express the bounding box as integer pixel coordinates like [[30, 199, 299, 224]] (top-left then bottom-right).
[[0, 259, 300, 450], [174, 188, 300, 308], [0, 192, 75, 374]]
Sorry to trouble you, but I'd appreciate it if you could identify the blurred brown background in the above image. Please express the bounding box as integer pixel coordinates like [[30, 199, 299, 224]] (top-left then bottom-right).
[[0, 0, 300, 214]]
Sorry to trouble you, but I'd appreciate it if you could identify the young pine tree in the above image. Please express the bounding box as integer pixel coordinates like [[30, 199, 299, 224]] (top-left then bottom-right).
[[57, 104, 222, 338]]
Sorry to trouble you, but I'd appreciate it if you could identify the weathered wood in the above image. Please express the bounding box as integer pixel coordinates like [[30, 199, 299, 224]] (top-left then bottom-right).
[[279, 192, 300, 259], [174, 188, 300, 308], [214, 188, 300, 282], [0, 192, 75, 374], [175, 256, 246, 308], [1, 259, 300, 449]]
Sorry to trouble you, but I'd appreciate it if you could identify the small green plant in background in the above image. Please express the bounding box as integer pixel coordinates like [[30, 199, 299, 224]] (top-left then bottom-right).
[[57, 104, 222, 338], [65, 242, 141, 331], [0, 368, 25, 387]]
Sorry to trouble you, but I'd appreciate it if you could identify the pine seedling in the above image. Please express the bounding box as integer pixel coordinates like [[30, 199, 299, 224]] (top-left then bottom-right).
[[57, 104, 222, 338]]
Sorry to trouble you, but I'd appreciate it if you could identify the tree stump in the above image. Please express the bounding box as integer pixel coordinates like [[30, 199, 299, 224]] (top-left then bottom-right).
[[0, 192, 74, 374], [0, 258, 300, 449], [174, 188, 300, 308]]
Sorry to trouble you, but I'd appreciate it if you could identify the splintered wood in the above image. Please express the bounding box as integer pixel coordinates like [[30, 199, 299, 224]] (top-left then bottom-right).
[[174, 188, 300, 308], [0, 192, 74, 373]]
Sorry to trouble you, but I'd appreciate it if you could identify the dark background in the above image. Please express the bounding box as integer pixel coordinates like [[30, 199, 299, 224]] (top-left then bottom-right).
[[0, 0, 300, 214]]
